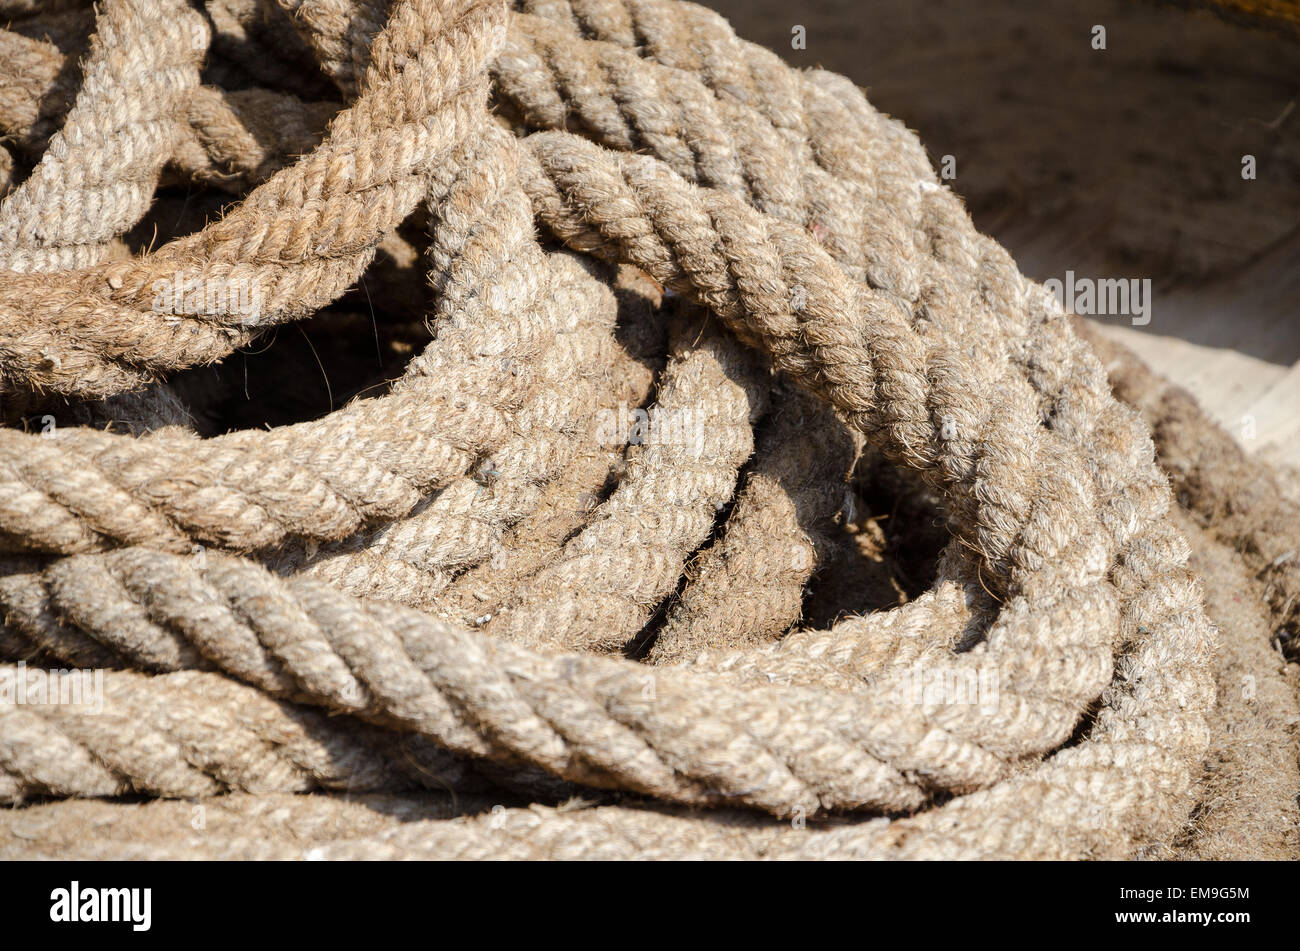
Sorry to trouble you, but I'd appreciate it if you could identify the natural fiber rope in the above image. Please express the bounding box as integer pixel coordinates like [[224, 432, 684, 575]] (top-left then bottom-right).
[[645, 386, 856, 665], [0, 0, 207, 273], [0, 663, 476, 800], [0, 0, 502, 398], [0, 0, 1224, 859], [481, 308, 771, 652], [0, 26, 337, 192]]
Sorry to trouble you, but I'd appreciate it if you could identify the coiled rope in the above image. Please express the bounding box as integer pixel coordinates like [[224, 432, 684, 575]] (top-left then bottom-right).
[[0, 0, 1221, 858]]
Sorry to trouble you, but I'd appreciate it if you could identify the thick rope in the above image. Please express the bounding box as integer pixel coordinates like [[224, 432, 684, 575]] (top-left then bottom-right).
[[646, 387, 857, 664], [0, 0, 1222, 859], [0, 663, 473, 801], [0, 0, 208, 273], [0, 0, 504, 398], [481, 308, 770, 652], [0, 126, 570, 555], [0, 27, 338, 192]]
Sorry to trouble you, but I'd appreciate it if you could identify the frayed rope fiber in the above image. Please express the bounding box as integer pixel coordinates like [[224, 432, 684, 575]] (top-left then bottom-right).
[[2, 0, 1291, 860]]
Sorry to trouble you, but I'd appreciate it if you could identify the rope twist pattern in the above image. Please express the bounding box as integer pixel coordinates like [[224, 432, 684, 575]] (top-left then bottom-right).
[[0, 0, 1219, 859]]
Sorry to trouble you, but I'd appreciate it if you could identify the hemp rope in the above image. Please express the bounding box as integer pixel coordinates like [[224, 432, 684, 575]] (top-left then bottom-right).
[[2, 0, 1196, 826], [291, 257, 623, 603], [0, 0, 1225, 859], [0, 663, 477, 800], [433, 263, 668, 621], [645, 386, 857, 665], [0, 0, 208, 273], [435, 288, 665, 623], [480, 308, 772, 653], [0, 0, 502, 398], [0, 25, 338, 192]]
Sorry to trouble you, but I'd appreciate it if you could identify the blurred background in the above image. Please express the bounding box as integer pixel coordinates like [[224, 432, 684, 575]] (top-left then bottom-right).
[[708, 0, 1300, 464]]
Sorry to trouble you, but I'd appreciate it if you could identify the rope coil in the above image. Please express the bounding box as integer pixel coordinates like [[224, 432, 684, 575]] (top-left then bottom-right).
[[0, 0, 1220, 859]]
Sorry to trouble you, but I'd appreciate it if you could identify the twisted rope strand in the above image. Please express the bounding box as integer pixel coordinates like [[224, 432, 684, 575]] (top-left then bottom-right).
[[0, 0, 209, 273], [646, 386, 856, 664], [0, 0, 504, 398], [0, 0, 1223, 860], [0, 664, 472, 801], [0, 126, 571, 555], [482, 308, 770, 652]]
